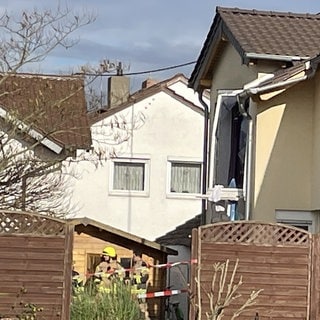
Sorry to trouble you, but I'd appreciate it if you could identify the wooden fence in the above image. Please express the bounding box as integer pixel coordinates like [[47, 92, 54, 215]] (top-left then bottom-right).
[[0, 210, 73, 320], [190, 221, 320, 319]]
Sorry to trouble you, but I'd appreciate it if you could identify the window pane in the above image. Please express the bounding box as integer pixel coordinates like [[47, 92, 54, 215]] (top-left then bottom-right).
[[171, 162, 201, 193], [113, 162, 145, 191]]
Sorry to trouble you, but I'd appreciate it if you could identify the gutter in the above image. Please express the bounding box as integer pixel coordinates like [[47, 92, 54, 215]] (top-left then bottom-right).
[[242, 75, 308, 98], [198, 89, 209, 225], [244, 52, 309, 63], [0, 106, 63, 154], [240, 60, 314, 98]]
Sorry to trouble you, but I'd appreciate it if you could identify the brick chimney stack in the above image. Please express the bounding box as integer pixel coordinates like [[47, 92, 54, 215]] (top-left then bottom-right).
[[141, 78, 158, 89], [107, 76, 130, 108]]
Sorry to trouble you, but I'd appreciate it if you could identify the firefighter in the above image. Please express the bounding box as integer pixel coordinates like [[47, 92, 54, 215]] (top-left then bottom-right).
[[131, 250, 150, 320], [72, 262, 83, 295], [94, 246, 124, 292]]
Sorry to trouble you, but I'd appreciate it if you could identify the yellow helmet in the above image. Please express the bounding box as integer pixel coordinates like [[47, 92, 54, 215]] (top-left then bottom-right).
[[102, 246, 116, 258]]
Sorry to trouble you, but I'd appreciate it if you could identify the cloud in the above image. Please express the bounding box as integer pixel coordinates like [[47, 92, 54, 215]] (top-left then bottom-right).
[[2, 0, 320, 84]]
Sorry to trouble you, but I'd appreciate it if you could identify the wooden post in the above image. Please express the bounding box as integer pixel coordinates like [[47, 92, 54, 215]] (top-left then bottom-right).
[[310, 233, 320, 319]]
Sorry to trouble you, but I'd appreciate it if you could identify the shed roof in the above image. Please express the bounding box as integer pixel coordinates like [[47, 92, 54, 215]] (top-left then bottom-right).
[[0, 73, 92, 155], [68, 217, 178, 258], [156, 214, 201, 247], [189, 7, 320, 91]]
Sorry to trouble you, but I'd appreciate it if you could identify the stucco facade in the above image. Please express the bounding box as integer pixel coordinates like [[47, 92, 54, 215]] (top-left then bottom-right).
[[69, 76, 207, 241], [191, 30, 320, 231], [253, 80, 313, 222]]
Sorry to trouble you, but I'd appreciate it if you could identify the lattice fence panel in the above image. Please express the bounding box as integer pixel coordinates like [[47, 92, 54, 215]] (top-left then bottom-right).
[[201, 221, 310, 246], [0, 210, 66, 236], [191, 222, 313, 320]]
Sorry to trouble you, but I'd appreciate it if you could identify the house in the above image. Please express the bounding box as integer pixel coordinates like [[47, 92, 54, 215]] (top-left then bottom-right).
[[0, 72, 92, 213], [188, 7, 320, 231], [0, 73, 91, 158], [69, 73, 209, 241]]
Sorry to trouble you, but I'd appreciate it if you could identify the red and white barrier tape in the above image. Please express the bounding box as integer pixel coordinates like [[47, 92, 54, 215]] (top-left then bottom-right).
[[81, 258, 198, 278], [137, 289, 188, 299], [148, 259, 197, 269]]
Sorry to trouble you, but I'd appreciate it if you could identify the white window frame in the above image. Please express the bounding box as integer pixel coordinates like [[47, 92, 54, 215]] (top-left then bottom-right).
[[109, 156, 150, 197], [276, 210, 315, 233], [209, 90, 244, 190], [166, 156, 202, 199]]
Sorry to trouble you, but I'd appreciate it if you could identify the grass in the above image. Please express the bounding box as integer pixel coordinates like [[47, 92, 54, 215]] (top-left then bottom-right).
[[71, 279, 144, 320]]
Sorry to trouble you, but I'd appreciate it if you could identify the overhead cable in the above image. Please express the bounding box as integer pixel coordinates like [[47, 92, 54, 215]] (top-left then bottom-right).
[[83, 60, 197, 77]]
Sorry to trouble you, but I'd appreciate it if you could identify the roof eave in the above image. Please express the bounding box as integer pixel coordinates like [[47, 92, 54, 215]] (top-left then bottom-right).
[[243, 52, 310, 64], [189, 12, 248, 92], [189, 13, 223, 92], [239, 60, 315, 101], [68, 217, 178, 256]]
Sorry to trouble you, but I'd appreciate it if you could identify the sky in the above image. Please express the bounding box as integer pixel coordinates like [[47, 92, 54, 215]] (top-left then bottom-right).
[[1, 0, 320, 92]]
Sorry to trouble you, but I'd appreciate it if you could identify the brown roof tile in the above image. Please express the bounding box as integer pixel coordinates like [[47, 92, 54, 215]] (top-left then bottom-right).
[[0, 73, 92, 154], [189, 7, 320, 90], [219, 7, 320, 58]]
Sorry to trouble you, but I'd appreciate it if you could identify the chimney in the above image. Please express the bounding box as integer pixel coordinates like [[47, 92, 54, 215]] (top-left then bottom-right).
[[141, 78, 158, 89], [107, 76, 130, 108]]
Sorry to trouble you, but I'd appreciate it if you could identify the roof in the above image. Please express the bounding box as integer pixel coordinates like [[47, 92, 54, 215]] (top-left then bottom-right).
[[0, 73, 92, 154], [68, 217, 178, 257], [239, 54, 320, 101], [156, 214, 201, 247], [189, 7, 320, 91], [88, 73, 206, 125]]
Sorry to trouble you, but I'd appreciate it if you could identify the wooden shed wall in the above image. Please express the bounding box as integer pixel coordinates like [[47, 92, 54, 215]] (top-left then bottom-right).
[[190, 222, 312, 320], [0, 211, 73, 320]]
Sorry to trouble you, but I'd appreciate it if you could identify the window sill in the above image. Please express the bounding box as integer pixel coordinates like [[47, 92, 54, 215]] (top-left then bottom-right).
[[109, 190, 150, 198], [166, 193, 202, 200]]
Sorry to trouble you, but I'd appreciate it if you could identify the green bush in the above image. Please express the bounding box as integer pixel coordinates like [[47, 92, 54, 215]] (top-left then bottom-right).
[[71, 279, 143, 320]]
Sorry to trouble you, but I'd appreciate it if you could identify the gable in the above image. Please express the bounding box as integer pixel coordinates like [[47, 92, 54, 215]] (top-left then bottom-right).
[[190, 6, 320, 92], [89, 74, 206, 126]]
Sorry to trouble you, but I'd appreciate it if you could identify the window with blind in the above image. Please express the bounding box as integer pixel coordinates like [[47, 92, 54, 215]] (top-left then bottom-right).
[[110, 157, 150, 196], [169, 161, 201, 194], [113, 162, 145, 191]]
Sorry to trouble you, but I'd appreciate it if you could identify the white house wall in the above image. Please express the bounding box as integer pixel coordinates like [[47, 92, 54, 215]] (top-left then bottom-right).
[[168, 81, 208, 109], [69, 88, 204, 240]]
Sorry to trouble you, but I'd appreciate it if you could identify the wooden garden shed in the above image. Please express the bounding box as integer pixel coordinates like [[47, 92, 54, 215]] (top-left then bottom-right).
[[0, 211, 176, 320], [190, 221, 320, 320], [69, 217, 177, 320]]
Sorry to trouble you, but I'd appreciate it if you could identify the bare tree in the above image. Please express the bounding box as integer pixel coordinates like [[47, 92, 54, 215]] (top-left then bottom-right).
[[194, 259, 263, 320], [0, 6, 94, 73], [0, 6, 142, 217], [0, 6, 97, 216]]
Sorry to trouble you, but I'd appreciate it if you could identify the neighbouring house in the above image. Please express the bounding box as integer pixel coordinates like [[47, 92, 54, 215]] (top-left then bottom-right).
[[0, 73, 91, 159], [69, 73, 209, 241], [0, 72, 92, 215], [189, 7, 320, 231]]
